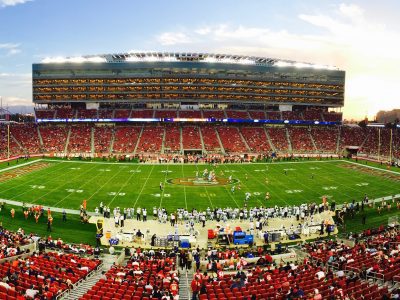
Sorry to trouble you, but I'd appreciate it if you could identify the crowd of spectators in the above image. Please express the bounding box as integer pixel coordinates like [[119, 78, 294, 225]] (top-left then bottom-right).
[[81, 248, 178, 300]]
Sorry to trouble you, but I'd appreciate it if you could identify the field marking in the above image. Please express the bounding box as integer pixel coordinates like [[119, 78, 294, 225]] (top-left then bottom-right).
[[315, 162, 382, 199], [0, 192, 397, 216], [0, 161, 78, 195], [41, 163, 102, 206], [158, 165, 170, 209], [194, 165, 215, 209], [343, 160, 400, 175], [218, 165, 242, 208], [84, 165, 129, 203], [6, 163, 97, 202], [235, 164, 290, 206], [132, 165, 155, 209], [107, 164, 141, 207], [222, 164, 264, 207], [0, 159, 42, 173], [267, 164, 330, 203], [181, 164, 188, 210]]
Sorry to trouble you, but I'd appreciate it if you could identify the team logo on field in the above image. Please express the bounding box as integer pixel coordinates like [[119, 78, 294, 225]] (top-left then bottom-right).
[[167, 177, 239, 186]]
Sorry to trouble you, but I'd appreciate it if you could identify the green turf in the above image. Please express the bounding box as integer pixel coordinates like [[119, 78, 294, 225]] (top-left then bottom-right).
[[339, 205, 400, 234], [0, 157, 40, 170], [0, 204, 96, 245], [0, 157, 399, 245], [0, 158, 399, 213]]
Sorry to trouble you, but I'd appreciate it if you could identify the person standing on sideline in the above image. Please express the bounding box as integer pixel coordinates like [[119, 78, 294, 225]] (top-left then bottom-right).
[[62, 209, 67, 222], [143, 208, 147, 222], [47, 218, 52, 232], [362, 213, 366, 225]]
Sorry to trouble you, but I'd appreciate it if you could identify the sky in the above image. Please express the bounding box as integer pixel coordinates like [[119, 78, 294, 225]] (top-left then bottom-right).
[[0, 0, 399, 120]]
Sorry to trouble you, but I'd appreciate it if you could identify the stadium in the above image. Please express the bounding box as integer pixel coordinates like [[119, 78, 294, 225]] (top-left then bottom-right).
[[0, 51, 399, 300]]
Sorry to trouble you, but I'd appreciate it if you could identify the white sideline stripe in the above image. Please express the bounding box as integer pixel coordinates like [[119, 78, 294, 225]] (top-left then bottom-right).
[[343, 160, 400, 175], [0, 198, 83, 215], [0, 159, 43, 173], [0, 193, 398, 216]]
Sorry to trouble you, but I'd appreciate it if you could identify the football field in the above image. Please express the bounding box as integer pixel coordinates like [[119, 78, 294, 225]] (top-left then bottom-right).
[[0, 158, 399, 213]]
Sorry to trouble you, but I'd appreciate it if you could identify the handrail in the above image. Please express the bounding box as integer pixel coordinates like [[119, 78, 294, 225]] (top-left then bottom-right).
[[56, 262, 103, 300]]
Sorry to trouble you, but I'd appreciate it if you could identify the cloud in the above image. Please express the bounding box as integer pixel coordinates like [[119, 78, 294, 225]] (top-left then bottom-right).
[[156, 32, 192, 46], [0, 43, 21, 56], [0, 96, 31, 107], [0, 0, 32, 7], [0, 73, 32, 109], [153, 3, 400, 120]]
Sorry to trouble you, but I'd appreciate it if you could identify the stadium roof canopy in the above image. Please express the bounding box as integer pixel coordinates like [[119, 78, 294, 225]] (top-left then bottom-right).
[[41, 52, 340, 71]]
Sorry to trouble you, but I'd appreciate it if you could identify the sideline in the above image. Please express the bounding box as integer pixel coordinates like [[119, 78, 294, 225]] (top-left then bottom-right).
[[0, 198, 86, 216], [343, 160, 400, 175], [0, 193, 399, 216], [39, 158, 343, 166], [0, 159, 43, 173]]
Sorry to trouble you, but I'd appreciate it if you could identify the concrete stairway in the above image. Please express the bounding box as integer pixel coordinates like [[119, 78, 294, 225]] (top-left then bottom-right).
[[308, 127, 318, 152], [62, 254, 117, 300], [109, 127, 116, 154], [178, 268, 193, 300], [336, 127, 341, 154], [91, 127, 95, 156], [133, 125, 144, 156], [214, 128, 225, 154], [180, 126, 184, 154], [11, 135, 25, 154], [64, 127, 71, 155], [37, 127, 44, 150], [285, 127, 293, 152], [238, 128, 251, 152], [263, 127, 276, 152], [198, 125, 207, 154], [161, 126, 166, 154]]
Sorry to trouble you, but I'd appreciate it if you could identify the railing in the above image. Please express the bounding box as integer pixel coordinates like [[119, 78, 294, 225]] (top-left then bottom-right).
[[57, 262, 103, 300]]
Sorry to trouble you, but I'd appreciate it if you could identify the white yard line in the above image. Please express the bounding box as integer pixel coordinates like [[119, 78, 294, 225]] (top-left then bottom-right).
[[158, 164, 170, 209], [194, 164, 215, 209], [52, 164, 113, 207], [181, 164, 188, 210], [229, 164, 265, 207], [7, 163, 97, 202], [86, 165, 128, 202], [132, 165, 155, 209], [107, 164, 142, 207], [0, 161, 71, 195], [0, 159, 42, 173], [235, 164, 291, 206]]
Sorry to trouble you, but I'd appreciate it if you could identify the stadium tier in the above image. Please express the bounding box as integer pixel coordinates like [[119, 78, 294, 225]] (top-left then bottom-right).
[[32, 52, 344, 127], [2, 22, 400, 300], [1, 123, 399, 160]]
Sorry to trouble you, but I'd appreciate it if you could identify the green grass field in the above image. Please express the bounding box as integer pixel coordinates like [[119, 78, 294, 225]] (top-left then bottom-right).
[[0, 157, 399, 245], [0, 158, 399, 212]]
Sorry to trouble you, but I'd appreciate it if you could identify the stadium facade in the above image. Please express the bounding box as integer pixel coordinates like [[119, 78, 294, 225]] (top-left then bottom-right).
[[32, 52, 345, 116]]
